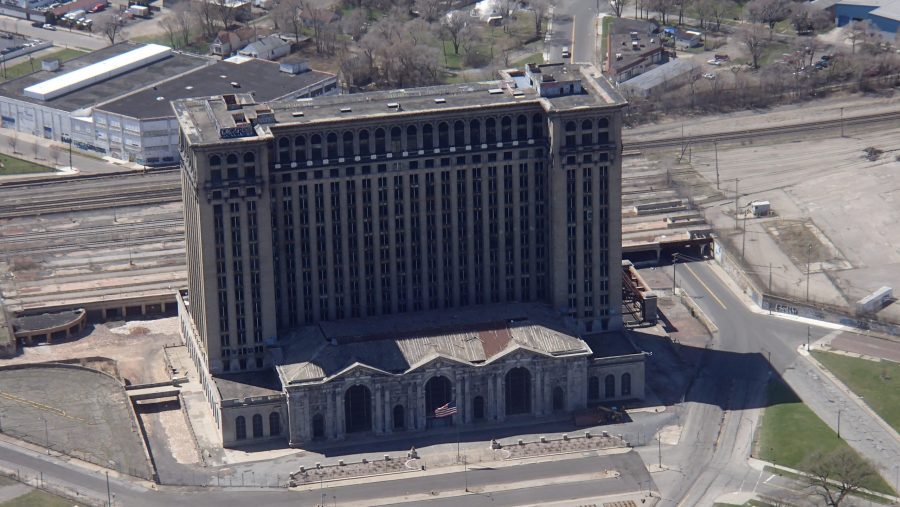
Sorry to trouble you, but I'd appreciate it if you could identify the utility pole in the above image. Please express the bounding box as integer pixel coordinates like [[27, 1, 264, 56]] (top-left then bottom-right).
[[840, 107, 844, 137], [714, 140, 719, 190], [837, 409, 842, 438], [741, 211, 747, 259], [806, 243, 811, 302], [672, 254, 677, 295], [734, 178, 740, 230], [657, 433, 662, 468], [807, 326, 811, 351], [106, 471, 112, 507]]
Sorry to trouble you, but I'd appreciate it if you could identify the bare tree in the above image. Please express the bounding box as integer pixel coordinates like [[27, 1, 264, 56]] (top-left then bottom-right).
[[342, 8, 368, 41], [442, 10, 467, 55], [414, 0, 442, 22], [191, 0, 218, 38], [530, 0, 552, 37], [173, 4, 194, 48], [161, 16, 180, 48], [647, 0, 675, 24], [740, 23, 766, 69], [803, 449, 875, 506], [610, 0, 628, 17], [273, 0, 304, 42], [215, 0, 237, 30], [847, 20, 882, 54], [746, 0, 790, 37], [96, 13, 123, 45], [8, 131, 18, 155], [708, 0, 735, 31], [790, 3, 832, 34]]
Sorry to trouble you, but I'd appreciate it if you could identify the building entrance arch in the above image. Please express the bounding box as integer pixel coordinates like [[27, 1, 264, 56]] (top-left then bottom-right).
[[344, 385, 373, 433], [505, 367, 532, 416], [425, 375, 453, 428]]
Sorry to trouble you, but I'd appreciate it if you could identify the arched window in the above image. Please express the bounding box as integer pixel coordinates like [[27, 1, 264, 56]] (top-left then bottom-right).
[[252, 414, 263, 438], [344, 384, 373, 433], [565, 121, 576, 148], [210, 154, 222, 166], [581, 119, 593, 145], [243, 152, 255, 163], [390, 126, 402, 152], [621, 373, 632, 397], [437, 122, 449, 148], [604, 374, 615, 398], [359, 129, 370, 156], [326, 132, 338, 159], [276, 137, 289, 164], [342, 131, 354, 157], [552, 386, 565, 412], [294, 135, 306, 162], [501, 116, 512, 142], [597, 117, 609, 129], [485, 118, 497, 143], [226, 154, 238, 165], [469, 119, 481, 145], [516, 114, 528, 139], [454, 120, 465, 146], [588, 376, 600, 400], [235, 416, 246, 440], [565, 121, 577, 132], [406, 125, 417, 151], [374, 128, 386, 154], [422, 124, 434, 150], [505, 367, 532, 415], [472, 396, 485, 420], [269, 412, 281, 436], [532, 114, 544, 138], [310, 134, 322, 159]]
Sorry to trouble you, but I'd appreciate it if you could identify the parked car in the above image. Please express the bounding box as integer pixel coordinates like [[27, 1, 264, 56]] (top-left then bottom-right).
[[707, 59, 722, 66], [703, 72, 716, 79], [31, 20, 43, 27], [561, 46, 570, 58], [89, 2, 105, 12], [43, 23, 56, 30]]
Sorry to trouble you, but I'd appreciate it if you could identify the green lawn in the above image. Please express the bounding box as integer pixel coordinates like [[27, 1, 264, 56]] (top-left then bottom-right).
[[599, 16, 613, 64], [0, 153, 54, 176], [758, 41, 791, 67], [758, 379, 894, 495], [0, 48, 86, 82], [812, 351, 900, 434], [509, 52, 544, 68], [0, 489, 82, 507]]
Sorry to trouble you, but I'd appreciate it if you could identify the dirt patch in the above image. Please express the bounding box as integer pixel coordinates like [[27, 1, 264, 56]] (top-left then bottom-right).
[[766, 220, 833, 266]]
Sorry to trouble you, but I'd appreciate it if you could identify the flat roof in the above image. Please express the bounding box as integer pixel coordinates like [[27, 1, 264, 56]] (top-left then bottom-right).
[[0, 43, 207, 113], [175, 63, 626, 145], [24, 44, 171, 101], [620, 58, 695, 91], [100, 58, 335, 119]]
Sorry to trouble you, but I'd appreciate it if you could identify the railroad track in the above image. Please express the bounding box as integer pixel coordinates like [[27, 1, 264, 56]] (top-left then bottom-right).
[[0, 218, 184, 243], [3, 233, 186, 256], [624, 109, 900, 151], [0, 166, 179, 189], [0, 187, 182, 219]]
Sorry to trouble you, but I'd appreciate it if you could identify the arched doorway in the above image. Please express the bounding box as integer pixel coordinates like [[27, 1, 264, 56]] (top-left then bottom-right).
[[552, 386, 566, 412], [269, 412, 281, 436], [473, 396, 485, 420], [311, 413, 325, 439], [425, 375, 453, 428], [344, 385, 373, 433], [604, 374, 616, 398], [393, 405, 405, 430], [588, 376, 600, 401], [505, 367, 532, 416], [235, 416, 247, 440]]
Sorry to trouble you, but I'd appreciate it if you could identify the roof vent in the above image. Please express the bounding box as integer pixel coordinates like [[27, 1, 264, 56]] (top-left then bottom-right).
[[291, 111, 304, 117], [220, 75, 227, 79], [231, 81, 240, 88], [340, 107, 352, 113], [434, 98, 446, 104], [488, 88, 503, 95], [185, 85, 194, 90], [156, 96, 164, 101]]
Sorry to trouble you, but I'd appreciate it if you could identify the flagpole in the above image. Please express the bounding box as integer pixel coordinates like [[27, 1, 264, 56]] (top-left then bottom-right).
[[456, 416, 460, 462]]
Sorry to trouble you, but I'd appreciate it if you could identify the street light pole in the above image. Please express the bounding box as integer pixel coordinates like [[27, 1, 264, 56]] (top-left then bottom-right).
[[657, 433, 661, 468], [42, 416, 49, 455], [807, 325, 811, 351], [714, 140, 719, 190], [837, 409, 842, 438], [672, 254, 678, 295], [734, 178, 740, 230], [840, 107, 844, 137], [106, 471, 112, 507], [806, 243, 811, 302]]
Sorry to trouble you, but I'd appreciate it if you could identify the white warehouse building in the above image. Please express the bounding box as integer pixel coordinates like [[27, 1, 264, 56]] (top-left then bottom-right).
[[0, 43, 338, 166]]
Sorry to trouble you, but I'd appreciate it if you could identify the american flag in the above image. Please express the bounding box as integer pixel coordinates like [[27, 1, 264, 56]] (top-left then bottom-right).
[[434, 401, 458, 418]]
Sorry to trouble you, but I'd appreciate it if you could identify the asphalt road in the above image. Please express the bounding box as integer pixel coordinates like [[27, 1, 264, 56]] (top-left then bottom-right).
[[666, 259, 900, 503], [0, 439, 650, 506], [0, 16, 106, 51], [548, 0, 605, 64]]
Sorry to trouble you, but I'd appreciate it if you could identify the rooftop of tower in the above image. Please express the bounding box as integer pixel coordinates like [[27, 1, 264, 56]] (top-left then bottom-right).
[[174, 63, 626, 146]]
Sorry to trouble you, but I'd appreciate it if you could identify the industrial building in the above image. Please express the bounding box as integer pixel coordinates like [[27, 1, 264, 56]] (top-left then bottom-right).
[[604, 18, 667, 84], [0, 42, 337, 166], [174, 62, 646, 447], [833, 0, 900, 34]]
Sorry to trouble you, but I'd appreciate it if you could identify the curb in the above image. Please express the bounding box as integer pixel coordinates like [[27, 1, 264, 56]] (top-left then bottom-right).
[[754, 457, 900, 503], [801, 346, 900, 449], [678, 288, 719, 335]]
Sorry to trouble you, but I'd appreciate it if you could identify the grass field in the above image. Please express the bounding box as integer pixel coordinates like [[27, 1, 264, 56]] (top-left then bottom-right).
[[0, 153, 54, 176], [0, 489, 82, 507], [812, 350, 900, 434], [509, 52, 544, 68], [0, 48, 86, 82], [757, 379, 894, 495]]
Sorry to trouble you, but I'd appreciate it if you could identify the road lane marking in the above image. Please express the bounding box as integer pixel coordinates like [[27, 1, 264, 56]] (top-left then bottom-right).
[[684, 264, 727, 310], [764, 474, 775, 483]]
